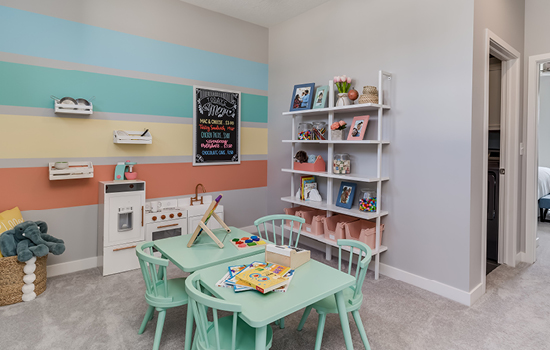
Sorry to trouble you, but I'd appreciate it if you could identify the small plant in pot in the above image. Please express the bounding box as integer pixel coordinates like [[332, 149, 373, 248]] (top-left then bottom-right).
[[331, 120, 347, 140]]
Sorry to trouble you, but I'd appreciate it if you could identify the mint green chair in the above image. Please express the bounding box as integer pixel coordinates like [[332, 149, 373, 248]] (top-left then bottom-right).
[[254, 214, 305, 329], [254, 214, 305, 248], [297, 239, 372, 350], [185, 271, 273, 350], [136, 242, 189, 350]]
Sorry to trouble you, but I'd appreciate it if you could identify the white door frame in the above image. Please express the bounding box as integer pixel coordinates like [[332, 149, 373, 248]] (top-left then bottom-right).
[[524, 53, 550, 264], [480, 30, 521, 292]]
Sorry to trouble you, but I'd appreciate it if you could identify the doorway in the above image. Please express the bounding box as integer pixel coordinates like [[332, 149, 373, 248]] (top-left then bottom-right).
[[478, 29, 521, 302], [524, 53, 550, 264]]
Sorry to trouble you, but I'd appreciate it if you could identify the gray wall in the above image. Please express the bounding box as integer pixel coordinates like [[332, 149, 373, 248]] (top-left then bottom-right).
[[268, 0, 475, 291], [470, 0, 525, 290], [538, 76, 550, 168]]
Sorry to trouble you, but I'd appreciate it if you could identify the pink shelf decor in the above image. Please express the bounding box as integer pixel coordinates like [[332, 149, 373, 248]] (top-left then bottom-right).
[[293, 156, 326, 172]]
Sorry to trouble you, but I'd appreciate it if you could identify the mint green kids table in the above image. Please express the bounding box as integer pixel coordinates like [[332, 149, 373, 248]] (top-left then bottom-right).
[[154, 226, 266, 272], [193, 254, 357, 350]]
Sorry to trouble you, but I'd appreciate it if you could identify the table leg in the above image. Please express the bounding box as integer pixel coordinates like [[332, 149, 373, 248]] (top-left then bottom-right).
[[335, 291, 354, 350], [184, 303, 194, 350], [255, 325, 267, 350]]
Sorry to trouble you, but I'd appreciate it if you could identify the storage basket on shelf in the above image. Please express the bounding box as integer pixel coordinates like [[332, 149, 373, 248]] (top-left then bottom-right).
[[296, 209, 325, 235], [344, 219, 385, 250], [323, 215, 359, 242], [0, 255, 47, 306]]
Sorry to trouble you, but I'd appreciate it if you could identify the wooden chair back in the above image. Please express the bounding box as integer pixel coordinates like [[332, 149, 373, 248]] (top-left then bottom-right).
[[254, 214, 305, 248], [336, 239, 372, 302]]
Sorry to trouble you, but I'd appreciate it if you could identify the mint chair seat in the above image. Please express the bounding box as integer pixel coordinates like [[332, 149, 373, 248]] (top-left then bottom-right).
[[136, 242, 189, 350], [297, 239, 372, 350], [185, 271, 273, 350], [254, 214, 305, 329]]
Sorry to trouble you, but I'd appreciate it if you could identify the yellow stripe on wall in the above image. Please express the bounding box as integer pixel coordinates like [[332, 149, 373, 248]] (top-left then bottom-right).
[[0, 114, 267, 158]]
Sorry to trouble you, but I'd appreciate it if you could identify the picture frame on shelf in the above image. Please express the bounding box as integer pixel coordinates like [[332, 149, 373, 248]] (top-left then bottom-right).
[[347, 115, 370, 140], [312, 85, 329, 109], [290, 83, 315, 111], [336, 181, 357, 209]]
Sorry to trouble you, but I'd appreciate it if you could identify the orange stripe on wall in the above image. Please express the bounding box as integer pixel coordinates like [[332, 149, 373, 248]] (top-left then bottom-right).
[[0, 161, 267, 211]]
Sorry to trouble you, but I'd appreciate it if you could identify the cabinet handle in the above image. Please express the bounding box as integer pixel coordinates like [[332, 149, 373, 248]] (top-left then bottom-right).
[[113, 245, 136, 252], [157, 223, 179, 229], [141, 206, 144, 227]]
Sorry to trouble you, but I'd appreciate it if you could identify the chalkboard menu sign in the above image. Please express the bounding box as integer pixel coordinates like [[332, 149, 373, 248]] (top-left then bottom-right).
[[193, 87, 241, 166]]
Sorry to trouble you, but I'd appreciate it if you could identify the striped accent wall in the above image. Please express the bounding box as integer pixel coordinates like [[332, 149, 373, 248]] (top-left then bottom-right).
[[0, 2, 269, 266]]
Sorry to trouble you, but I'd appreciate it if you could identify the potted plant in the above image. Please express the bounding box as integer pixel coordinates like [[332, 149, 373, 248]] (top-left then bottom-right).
[[331, 120, 347, 140], [334, 75, 353, 106]]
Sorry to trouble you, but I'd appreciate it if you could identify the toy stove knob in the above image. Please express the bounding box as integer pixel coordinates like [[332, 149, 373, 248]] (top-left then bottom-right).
[[161, 215, 166, 220], [177, 212, 183, 217], [152, 216, 157, 221], [169, 214, 174, 218]]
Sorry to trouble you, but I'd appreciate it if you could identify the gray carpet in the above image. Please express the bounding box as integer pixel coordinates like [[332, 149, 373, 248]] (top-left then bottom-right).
[[2, 227, 550, 350]]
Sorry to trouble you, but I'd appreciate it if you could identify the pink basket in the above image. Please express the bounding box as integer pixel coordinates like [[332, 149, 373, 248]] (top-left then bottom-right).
[[293, 157, 326, 172], [298, 210, 326, 235], [344, 220, 385, 250], [323, 215, 359, 242], [283, 206, 315, 229]]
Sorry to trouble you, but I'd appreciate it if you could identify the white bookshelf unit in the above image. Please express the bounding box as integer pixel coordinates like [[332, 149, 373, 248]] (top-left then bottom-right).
[[281, 70, 392, 279]]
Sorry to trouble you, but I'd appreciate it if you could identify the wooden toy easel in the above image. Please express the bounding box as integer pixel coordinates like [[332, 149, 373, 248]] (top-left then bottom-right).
[[187, 194, 231, 248]]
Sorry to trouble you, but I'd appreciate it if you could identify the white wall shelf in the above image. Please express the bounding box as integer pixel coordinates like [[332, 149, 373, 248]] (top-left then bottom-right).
[[282, 139, 390, 144], [282, 102, 390, 116], [281, 169, 389, 183], [54, 100, 93, 115], [281, 70, 392, 280], [113, 130, 152, 144], [49, 161, 94, 180]]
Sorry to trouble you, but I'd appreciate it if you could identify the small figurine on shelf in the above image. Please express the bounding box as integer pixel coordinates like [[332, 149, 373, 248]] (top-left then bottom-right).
[[294, 150, 308, 163]]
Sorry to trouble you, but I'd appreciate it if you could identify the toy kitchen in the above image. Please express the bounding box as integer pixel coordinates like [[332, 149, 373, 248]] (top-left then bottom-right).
[[98, 181, 224, 276]]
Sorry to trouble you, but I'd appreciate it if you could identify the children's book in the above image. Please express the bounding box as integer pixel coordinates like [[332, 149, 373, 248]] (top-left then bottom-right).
[[235, 265, 289, 294], [300, 176, 315, 200], [303, 182, 317, 201], [232, 262, 293, 293]]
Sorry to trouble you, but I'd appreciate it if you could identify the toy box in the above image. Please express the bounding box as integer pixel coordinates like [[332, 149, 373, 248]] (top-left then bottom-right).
[[344, 219, 385, 250], [323, 215, 359, 242]]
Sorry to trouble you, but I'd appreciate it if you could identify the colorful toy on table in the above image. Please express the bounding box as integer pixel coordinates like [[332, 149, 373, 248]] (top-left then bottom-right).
[[231, 235, 267, 249], [359, 197, 377, 212]]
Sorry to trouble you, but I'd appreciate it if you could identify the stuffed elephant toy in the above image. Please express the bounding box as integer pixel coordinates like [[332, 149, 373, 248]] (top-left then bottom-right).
[[0, 221, 65, 262]]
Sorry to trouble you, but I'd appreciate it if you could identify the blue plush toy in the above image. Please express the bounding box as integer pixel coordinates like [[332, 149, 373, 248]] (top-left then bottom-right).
[[308, 154, 317, 163], [0, 221, 65, 262]]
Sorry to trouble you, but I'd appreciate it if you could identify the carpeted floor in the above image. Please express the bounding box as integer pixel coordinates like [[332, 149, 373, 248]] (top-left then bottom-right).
[[1, 227, 550, 350]]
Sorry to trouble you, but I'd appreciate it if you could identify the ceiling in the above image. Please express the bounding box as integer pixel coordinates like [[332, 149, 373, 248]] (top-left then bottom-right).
[[179, 0, 332, 28]]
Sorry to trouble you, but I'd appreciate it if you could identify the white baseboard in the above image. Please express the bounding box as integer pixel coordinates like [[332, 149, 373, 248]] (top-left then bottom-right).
[[378, 263, 481, 306], [516, 251, 526, 263], [47, 256, 98, 277]]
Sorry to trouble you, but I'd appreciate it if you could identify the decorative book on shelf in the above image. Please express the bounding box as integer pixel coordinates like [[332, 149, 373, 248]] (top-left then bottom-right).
[[294, 156, 326, 172]]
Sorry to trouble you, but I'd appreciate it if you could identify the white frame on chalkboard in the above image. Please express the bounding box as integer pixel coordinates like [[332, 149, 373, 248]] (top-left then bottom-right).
[[193, 86, 241, 166]]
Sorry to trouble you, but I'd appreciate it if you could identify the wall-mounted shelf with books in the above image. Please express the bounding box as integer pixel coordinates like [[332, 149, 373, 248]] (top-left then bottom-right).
[[281, 70, 392, 280]]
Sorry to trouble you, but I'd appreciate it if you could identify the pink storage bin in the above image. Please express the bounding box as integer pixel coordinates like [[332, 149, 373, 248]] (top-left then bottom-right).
[[283, 206, 314, 229], [297, 210, 326, 235], [344, 220, 385, 251], [293, 157, 326, 172], [323, 215, 359, 242]]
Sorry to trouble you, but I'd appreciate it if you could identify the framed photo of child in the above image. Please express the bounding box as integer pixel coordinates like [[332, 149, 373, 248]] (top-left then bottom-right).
[[347, 115, 370, 140], [289, 83, 315, 111], [336, 181, 357, 209], [312, 85, 329, 109]]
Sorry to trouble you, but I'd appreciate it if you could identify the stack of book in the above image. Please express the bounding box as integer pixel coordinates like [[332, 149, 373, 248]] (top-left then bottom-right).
[[301, 175, 317, 201], [216, 261, 295, 294]]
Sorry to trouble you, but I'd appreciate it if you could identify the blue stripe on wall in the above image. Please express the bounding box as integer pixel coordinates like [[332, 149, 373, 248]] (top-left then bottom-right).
[[0, 6, 268, 91]]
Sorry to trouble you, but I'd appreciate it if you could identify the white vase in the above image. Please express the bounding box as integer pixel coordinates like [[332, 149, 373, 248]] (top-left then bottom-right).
[[335, 93, 352, 107], [331, 129, 345, 140]]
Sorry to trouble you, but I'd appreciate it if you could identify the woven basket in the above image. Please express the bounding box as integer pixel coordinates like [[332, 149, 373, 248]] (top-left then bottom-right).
[[357, 86, 379, 104], [0, 255, 47, 306]]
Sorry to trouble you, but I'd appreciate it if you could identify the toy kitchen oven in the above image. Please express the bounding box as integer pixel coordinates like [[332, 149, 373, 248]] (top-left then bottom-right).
[[144, 200, 188, 248]]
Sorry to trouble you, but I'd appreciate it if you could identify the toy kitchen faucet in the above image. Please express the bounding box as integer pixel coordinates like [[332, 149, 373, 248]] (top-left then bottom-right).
[[114, 160, 138, 180]]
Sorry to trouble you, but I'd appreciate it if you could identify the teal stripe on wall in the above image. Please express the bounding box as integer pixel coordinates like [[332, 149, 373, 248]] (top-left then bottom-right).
[[0, 61, 267, 123], [0, 6, 268, 91]]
